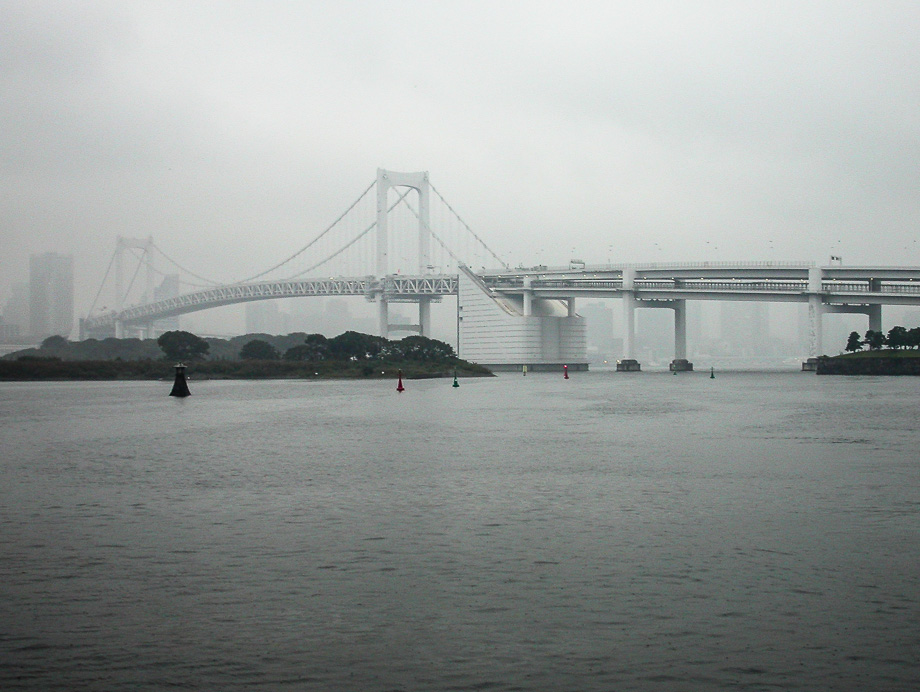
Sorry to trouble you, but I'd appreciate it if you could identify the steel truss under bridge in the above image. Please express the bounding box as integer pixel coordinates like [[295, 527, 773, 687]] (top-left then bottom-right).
[[82, 275, 459, 332]]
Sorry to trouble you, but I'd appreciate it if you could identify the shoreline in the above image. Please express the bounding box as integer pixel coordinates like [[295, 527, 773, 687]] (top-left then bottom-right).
[[816, 351, 920, 375], [0, 359, 494, 382]]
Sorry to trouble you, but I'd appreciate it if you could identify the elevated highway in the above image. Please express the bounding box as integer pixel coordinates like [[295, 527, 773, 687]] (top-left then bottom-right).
[[82, 261, 920, 368], [478, 262, 920, 366], [481, 262, 920, 304]]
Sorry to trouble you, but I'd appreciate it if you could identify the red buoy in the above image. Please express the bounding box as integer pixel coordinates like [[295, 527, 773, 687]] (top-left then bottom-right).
[[396, 369, 405, 393], [563, 364, 569, 379]]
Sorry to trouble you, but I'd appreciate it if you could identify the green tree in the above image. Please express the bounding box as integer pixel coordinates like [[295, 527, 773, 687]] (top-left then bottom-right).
[[40, 335, 68, 350], [908, 326, 920, 350], [864, 329, 886, 351], [398, 335, 457, 361], [157, 330, 210, 362], [887, 325, 908, 350], [284, 333, 329, 361], [328, 331, 387, 360], [239, 339, 280, 360], [845, 331, 863, 353]]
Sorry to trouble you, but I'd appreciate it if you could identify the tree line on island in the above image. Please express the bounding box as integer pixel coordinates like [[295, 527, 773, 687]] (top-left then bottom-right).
[[2, 331, 490, 380], [844, 326, 920, 353], [156, 330, 458, 364]]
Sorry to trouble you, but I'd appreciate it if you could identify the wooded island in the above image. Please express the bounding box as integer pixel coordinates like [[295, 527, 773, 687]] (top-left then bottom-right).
[[0, 331, 492, 380]]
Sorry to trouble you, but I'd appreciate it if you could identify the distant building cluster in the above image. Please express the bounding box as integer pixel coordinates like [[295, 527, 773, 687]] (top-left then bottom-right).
[[1, 252, 74, 342], [244, 297, 378, 338]]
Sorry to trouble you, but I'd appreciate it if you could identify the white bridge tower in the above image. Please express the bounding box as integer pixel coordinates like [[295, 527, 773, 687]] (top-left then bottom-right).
[[375, 168, 432, 338], [114, 235, 155, 338]]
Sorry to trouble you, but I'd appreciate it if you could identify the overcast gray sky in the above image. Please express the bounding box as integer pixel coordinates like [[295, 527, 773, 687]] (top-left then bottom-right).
[[3, 0, 919, 318]]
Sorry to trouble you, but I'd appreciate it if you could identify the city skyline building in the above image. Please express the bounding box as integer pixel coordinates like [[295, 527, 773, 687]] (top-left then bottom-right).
[[244, 301, 287, 335], [29, 253, 74, 338], [2, 282, 30, 339]]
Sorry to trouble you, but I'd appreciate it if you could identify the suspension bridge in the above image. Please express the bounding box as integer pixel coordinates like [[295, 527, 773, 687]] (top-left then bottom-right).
[[82, 169, 920, 370]]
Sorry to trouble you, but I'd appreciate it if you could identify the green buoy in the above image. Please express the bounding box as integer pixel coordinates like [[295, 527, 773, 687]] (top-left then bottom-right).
[[453, 370, 460, 387]]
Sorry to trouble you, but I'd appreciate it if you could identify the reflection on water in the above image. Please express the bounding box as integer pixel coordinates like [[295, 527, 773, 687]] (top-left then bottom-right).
[[2, 372, 919, 690]]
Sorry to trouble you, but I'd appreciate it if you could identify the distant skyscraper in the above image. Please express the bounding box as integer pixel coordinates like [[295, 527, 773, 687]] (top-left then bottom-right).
[[245, 300, 286, 335], [0, 316, 19, 340], [3, 282, 30, 337], [29, 253, 74, 338]]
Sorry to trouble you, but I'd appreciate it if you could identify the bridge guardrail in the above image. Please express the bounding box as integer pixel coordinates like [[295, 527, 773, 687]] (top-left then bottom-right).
[[484, 278, 920, 295]]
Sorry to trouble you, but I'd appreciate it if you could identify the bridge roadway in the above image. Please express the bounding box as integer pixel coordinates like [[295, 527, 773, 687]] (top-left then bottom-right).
[[480, 262, 920, 305], [82, 262, 920, 354], [479, 262, 920, 363]]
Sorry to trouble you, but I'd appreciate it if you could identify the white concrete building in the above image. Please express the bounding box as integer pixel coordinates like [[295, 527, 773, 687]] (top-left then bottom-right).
[[458, 268, 587, 370]]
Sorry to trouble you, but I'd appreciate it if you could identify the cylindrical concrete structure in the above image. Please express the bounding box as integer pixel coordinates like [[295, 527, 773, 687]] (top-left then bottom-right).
[[868, 304, 883, 333], [377, 298, 389, 339], [419, 298, 431, 336], [807, 267, 825, 357], [808, 294, 824, 357], [808, 266, 823, 293], [622, 268, 636, 359], [674, 299, 687, 360]]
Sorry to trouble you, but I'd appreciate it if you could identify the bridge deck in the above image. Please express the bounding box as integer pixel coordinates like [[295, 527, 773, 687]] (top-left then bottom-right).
[[81, 263, 920, 333]]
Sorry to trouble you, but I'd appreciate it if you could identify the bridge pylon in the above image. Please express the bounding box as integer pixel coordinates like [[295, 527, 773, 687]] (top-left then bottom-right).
[[375, 168, 431, 339], [114, 235, 155, 338]]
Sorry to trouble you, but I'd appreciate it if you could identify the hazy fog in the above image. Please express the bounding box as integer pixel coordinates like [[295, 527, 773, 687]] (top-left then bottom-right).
[[3, 1, 919, 333]]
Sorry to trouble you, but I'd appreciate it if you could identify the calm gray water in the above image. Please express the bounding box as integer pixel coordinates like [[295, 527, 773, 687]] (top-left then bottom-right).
[[1, 371, 918, 691]]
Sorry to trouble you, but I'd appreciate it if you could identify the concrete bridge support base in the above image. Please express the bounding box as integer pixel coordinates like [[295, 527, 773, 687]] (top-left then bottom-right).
[[377, 298, 389, 340], [377, 296, 432, 340], [419, 298, 431, 337], [802, 292, 883, 370], [621, 286, 691, 372]]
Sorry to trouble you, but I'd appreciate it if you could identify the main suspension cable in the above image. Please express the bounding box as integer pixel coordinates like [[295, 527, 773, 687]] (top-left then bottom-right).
[[87, 247, 117, 316], [121, 247, 146, 304], [152, 242, 224, 286], [395, 195, 467, 270], [430, 183, 509, 269], [235, 180, 376, 283], [286, 187, 414, 278]]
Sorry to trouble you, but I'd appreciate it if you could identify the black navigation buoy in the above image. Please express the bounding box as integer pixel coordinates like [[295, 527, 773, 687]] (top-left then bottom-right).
[[710, 366, 715, 379], [169, 363, 191, 397]]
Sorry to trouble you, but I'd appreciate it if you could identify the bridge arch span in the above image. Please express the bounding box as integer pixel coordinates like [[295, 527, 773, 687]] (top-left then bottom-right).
[[80, 275, 458, 339]]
